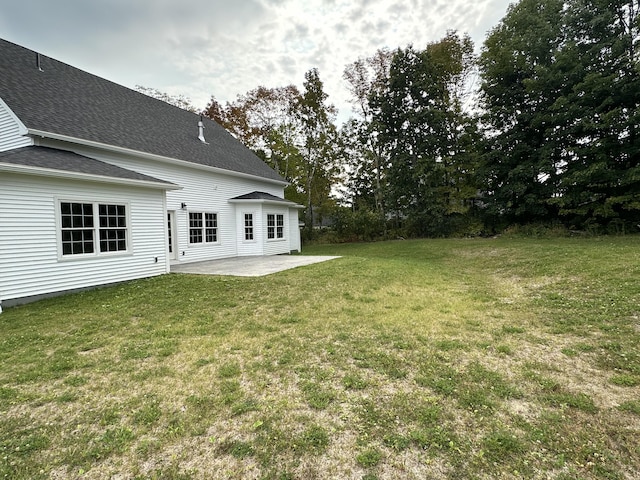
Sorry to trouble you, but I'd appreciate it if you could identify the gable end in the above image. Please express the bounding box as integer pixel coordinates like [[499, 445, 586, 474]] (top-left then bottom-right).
[[0, 96, 31, 152]]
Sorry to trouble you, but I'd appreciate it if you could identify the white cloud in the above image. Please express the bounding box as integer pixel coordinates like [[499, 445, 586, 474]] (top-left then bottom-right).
[[0, 0, 511, 121]]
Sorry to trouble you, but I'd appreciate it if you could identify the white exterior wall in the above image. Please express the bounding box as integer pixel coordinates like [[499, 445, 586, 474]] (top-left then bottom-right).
[[141, 162, 284, 262], [43, 141, 297, 262], [236, 205, 264, 256], [34, 139, 302, 262], [0, 98, 32, 151], [0, 172, 167, 304], [263, 206, 294, 256], [288, 209, 301, 253]]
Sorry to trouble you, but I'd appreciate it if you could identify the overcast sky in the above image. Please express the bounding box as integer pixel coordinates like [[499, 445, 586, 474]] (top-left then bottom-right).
[[1, 0, 512, 122]]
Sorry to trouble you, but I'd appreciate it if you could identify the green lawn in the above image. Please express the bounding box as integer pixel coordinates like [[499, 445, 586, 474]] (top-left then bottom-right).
[[1, 237, 639, 479]]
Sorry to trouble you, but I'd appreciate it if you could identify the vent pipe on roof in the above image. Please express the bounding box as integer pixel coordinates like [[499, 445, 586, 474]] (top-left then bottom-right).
[[36, 53, 43, 72], [198, 116, 207, 143]]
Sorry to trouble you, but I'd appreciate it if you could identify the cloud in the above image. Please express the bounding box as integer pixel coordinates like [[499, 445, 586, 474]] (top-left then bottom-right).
[[278, 55, 298, 77], [334, 22, 349, 35], [0, 0, 512, 121]]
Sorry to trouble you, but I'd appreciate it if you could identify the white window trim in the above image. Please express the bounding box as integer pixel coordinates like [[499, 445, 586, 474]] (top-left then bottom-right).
[[187, 210, 220, 246], [55, 198, 132, 261], [243, 212, 256, 243], [266, 213, 286, 242]]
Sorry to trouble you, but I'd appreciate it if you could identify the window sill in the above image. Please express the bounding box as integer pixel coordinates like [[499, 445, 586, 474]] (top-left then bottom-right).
[[57, 251, 133, 262]]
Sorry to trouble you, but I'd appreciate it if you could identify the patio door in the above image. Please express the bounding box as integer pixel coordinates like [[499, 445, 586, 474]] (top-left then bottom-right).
[[167, 211, 177, 261]]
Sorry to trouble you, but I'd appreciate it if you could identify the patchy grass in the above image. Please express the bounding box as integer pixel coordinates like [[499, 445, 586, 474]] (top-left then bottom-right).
[[1, 237, 639, 479]]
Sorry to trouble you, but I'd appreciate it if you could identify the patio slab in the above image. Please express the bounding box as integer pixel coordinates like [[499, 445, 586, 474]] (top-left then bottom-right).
[[170, 255, 341, 277]]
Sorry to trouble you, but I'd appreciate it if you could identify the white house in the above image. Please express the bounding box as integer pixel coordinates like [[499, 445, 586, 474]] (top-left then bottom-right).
[[0, 39, 303, 311]]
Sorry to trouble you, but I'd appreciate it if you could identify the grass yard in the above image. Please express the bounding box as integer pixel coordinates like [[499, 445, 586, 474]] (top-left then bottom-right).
[[1, 237, 639, 479]]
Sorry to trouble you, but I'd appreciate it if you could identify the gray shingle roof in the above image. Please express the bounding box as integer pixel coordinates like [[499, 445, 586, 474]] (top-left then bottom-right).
[[0, 146, 175, 185], [0, 39, 285, 183], [230, 191, 294, 203]]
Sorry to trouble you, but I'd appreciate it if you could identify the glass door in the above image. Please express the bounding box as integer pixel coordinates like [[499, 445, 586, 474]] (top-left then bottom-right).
[[167, 211, 177, 261]]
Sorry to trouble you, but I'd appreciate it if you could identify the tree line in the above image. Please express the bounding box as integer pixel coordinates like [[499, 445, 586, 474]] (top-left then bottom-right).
[[147, 0, 640, 239]]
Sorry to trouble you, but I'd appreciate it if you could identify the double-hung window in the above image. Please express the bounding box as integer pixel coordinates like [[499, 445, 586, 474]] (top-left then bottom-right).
[[99, 204, 127, 252], [267, 214, 285, 240], [205, 213, 218, 243], [244, 213, 254, 241], [189, 212, 218, 244], [60, 201, 128, 256]]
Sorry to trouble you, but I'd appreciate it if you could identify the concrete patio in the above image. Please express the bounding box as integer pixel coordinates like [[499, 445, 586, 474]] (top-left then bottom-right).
[[170, 255, 341, 277]]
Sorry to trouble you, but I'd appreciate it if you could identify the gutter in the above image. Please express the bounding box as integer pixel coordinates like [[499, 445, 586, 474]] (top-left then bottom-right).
[[0, 162, 181, 190]]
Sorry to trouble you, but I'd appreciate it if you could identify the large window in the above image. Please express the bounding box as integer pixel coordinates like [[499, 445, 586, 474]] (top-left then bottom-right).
[[60, 201, 128, 256], [267, 214, 285, 239], [244, 213, 254, 241], [189, 212, 218, 244]]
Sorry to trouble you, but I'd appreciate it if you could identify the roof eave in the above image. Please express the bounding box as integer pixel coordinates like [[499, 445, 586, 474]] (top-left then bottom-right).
[[28, 128, 289, 187], [0, 162, 181, 190], [228, 198, 304, 208]]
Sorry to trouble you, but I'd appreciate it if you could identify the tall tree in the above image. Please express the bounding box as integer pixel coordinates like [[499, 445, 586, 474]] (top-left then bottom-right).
[[296, 68, 339, 237], [342, 49, 393, 218], [478, 0, 566, 227], [203, 73, 340, 230], [203, 87, 306, 204], [549, 0, 640, 229], [480, 0, 640, 230], [203, 86, 302, 179], [427, 32, 481, 220], [372, 33, 479, 236], [338, 118, 379, 211]]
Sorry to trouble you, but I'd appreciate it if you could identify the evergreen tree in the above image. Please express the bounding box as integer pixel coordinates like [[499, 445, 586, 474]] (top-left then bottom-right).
[[478, 0, 566, 227], [550, 0, 640, 230], [372, 33, 479, 236]]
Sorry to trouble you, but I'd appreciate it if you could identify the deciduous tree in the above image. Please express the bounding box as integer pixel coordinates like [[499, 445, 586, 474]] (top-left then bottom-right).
[[372, 33, 480, 236], [135, 85, 199, 113], [342, 49, 393, 219], [296, 69, 339, 237]]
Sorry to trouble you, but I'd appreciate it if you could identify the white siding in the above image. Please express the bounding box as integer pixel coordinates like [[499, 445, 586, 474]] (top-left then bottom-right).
[[0, 173, 167, 304], [288, 209, 301, 253], [34, 139, 302, 262], [263, 206, 293, 256], [0, 97, 32, 151], [58, 143, 293, 263], [236, 206, 263, 256]]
